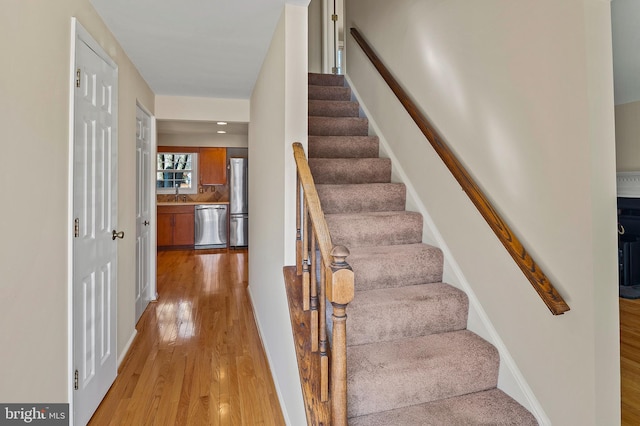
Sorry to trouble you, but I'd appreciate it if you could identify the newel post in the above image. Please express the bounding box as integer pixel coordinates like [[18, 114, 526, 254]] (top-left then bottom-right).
[[327, 245, 354, 426]]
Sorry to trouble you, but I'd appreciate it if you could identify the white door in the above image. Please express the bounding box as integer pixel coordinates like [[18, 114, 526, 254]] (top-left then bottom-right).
[[135, 105, 152, 322], [323, 0, 344, 74], [72, 29, 119, 426]]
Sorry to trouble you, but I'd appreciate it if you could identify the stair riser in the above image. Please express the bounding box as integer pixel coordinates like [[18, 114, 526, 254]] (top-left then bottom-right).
[[309, 158, 391, 184], [308, 136, 379, 159], [326, 212, 423, 248], [309, 85, 351, 101], [345, 283, 469, 346], [309, 117, 369, 136], [308, 73, 345, 86], [309, 100, 359, 117], [347, 331, 500, 418], [317, 184, 406, 214]]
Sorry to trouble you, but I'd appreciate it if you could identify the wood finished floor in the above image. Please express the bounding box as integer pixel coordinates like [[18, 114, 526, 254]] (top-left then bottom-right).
[[89, 249, 285, 426]]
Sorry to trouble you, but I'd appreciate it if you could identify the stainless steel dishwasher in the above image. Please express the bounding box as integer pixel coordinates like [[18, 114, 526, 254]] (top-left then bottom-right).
[[194, 204, 228, 249]]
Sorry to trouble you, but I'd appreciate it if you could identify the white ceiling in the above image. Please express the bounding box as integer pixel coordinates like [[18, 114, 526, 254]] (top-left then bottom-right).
[[92, 0, 636, 108], [90, 0, 308, 99]]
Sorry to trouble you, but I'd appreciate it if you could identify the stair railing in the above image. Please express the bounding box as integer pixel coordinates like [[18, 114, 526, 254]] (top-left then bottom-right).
[[293, 141, 354, 425], [350, 27, 569, 315]]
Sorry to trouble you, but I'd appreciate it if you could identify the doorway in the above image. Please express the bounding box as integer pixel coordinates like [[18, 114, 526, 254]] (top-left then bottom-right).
[[323, 0, 345, 74]]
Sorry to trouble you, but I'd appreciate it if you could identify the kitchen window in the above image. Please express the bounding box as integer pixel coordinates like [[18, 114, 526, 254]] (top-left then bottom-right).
[[156, 152, 198, 194]]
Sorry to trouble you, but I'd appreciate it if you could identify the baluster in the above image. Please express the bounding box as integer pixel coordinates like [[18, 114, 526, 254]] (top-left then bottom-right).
[[319, 258, 329, 402], [328, 246, 354, 426], [302, 201, 310, 311], [296, 174, 302, 275], [310, 231, 319, 352]]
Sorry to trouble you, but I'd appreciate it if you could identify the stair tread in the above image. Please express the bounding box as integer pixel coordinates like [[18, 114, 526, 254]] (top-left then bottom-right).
[[348, 243, 444, 290], [348, 388, 538, 426], [308, 85, 351, 101], [347, 330, 499, 418], [308, 135, 379, 158], [309, 116, 369, 136], [326, 211, 423, 247], [346, 282, 468, 346], [309, 99, 359, 117], [309, 158, 391, 184], [316, 182, 406, 213]]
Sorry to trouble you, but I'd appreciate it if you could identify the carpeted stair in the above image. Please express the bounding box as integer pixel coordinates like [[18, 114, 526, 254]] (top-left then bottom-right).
[[307, 72, 538, 425]]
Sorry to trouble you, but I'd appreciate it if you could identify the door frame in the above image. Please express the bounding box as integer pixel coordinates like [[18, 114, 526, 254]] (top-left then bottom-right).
[[136, 100, 158, 310], [67, 18, 119, 425]]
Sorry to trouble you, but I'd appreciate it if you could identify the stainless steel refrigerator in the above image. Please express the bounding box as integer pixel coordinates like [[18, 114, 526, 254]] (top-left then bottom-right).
[[229, 157, 248, 247]]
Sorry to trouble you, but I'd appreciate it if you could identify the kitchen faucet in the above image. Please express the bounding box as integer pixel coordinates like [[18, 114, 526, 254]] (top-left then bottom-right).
[[174, 184, 180, 202]]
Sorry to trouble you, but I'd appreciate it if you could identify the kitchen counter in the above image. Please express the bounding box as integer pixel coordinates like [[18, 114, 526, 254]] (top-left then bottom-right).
[[157, 201, 229, 206]]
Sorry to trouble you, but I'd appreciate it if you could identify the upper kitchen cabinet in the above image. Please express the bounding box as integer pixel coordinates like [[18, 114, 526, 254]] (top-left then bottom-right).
[[199, 147, 227, 185]]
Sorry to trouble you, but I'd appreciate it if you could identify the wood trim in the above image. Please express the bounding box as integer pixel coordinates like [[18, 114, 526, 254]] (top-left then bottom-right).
[[350, 27, 569, 316], [617, 172, 640, 198], [157, 145, 198, 153]]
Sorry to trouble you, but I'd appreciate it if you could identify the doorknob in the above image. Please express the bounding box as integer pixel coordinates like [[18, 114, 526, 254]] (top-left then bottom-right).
[[112, 230, 125, 240], [144, 220, 150, 226]]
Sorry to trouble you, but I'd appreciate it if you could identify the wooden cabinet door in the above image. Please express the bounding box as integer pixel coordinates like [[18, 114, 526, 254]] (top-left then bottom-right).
[[173, 212, 195, 246], [157, 212, 174, 247], [200, 148, 227, 185]]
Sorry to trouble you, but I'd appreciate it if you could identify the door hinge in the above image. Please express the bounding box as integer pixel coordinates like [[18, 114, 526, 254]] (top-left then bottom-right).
[[74, 218, 80, 238], [331, 14, 338, 22], [76, 68, 81, 88], [74, 369, 79, 390]]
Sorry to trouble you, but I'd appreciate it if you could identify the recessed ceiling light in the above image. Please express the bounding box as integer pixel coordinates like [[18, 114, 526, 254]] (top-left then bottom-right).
[[217, 130, 227, 134], [217, 121, 227, 126]]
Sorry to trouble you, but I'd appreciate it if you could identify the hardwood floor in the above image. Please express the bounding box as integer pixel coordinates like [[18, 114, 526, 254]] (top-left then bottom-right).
[[89, 249, 285, 426], [622, 297, 640, 425]]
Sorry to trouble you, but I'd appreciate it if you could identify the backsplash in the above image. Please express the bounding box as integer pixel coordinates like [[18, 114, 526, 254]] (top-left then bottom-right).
[[156, 184, 229, 203]]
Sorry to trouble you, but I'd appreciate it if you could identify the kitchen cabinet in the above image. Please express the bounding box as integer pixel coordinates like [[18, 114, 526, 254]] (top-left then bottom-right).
[[199, 147, 227, 185], [157, 205, 195, 248]]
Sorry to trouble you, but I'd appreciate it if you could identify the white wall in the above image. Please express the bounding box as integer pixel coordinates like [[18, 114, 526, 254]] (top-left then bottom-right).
[[155, 95, 249, 122], [308, 0, 322, 73], [158, 133, 248, 148], [248, 4, 308, 425], [346, 0, 619, 424], [615, 100, 640, 171], [0, 0, 154, 402], [611, 0, 640, 105]]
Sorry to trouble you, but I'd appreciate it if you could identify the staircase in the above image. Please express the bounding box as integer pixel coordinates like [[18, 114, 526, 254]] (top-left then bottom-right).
[[307, 72, 538, 425]]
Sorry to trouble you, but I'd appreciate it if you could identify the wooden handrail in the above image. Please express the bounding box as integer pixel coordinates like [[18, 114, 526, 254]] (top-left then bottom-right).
[[350, 27, 569, 315], [293, 142, 334, 263]]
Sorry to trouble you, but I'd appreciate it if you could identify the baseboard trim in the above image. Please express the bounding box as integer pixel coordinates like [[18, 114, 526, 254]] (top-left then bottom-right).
[[117, 329, 137, 368], [247, 286, 293, 426]]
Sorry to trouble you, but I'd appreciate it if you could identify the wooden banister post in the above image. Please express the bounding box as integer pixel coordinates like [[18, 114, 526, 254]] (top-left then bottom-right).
[[328, 245, 354, 426]]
